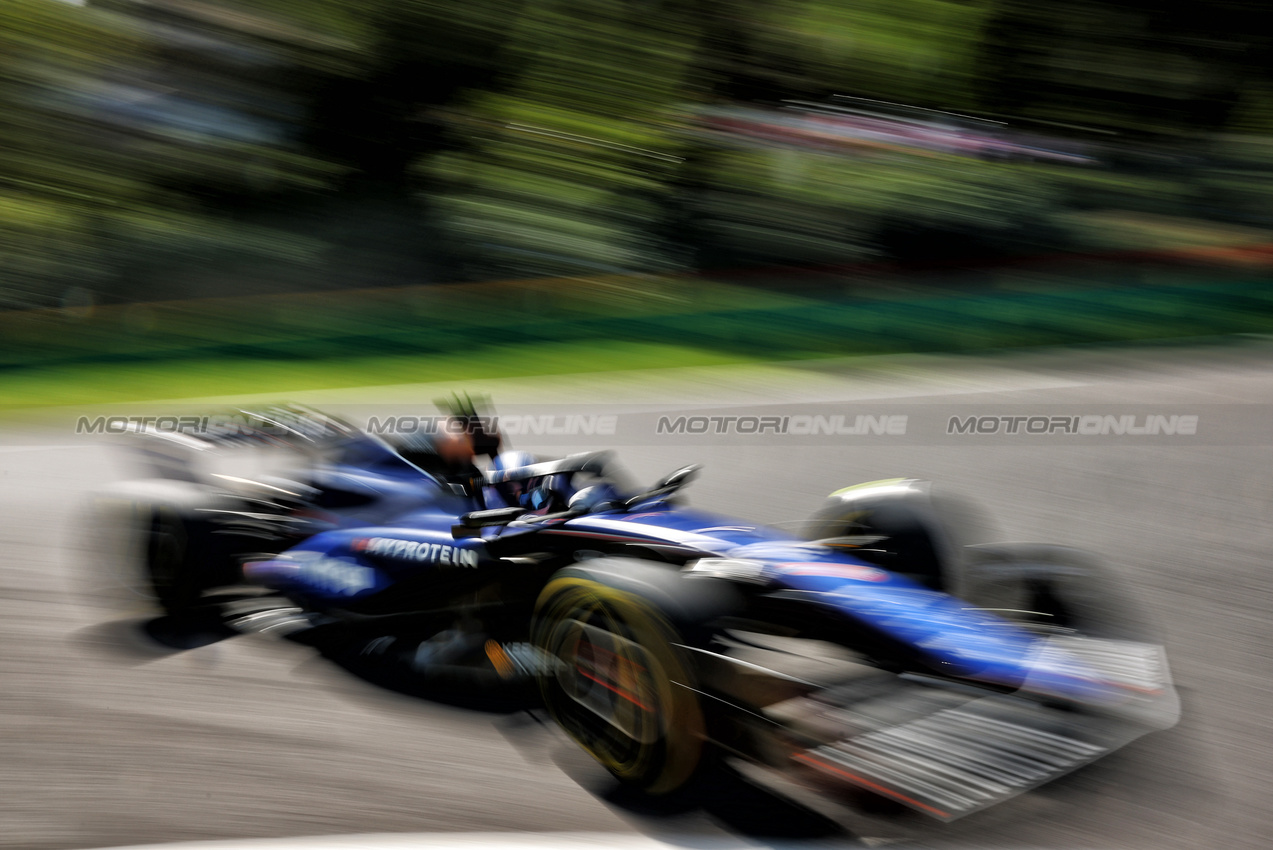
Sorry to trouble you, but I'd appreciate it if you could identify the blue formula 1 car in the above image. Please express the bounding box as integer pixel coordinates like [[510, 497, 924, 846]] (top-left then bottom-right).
[[96, 405, 1179, 823]]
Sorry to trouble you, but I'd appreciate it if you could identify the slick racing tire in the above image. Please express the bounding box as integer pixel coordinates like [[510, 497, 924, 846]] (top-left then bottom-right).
[[92, 480, 237, 620], [532, 560, 740, 795], [142, 503, 205, 619], [805, 479, 992, 594], [961, 543, 1151, 641]]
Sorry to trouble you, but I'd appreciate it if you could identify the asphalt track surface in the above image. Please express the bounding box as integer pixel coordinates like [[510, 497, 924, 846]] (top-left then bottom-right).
[[3, 341, 1270, 850]]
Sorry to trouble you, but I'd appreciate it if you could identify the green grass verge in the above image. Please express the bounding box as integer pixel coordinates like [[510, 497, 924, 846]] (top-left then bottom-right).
[[0, 340, 765, 409], [6, 276, 1273, 412]]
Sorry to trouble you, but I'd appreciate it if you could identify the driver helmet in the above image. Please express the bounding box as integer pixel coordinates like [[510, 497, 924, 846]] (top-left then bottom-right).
[[487, 450, 539, 508]]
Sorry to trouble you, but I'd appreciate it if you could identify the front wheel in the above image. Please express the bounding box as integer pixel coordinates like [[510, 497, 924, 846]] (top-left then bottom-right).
[[532, 562, 730, 795], [804, 479, 987, 592], [962, 543, 1151, 641]]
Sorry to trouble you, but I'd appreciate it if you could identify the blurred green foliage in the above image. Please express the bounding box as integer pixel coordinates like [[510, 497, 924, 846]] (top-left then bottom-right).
[[425, 0, 698, 277], [3, 0, 1273, 313], [757, 0, 995, 109]]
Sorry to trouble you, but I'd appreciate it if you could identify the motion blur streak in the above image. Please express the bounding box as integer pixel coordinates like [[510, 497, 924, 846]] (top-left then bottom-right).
[[1, 347, 1264, 849], [3, 0, 1273, 312], [2, 0, 1272, 848], [97, 833, 815, 850]]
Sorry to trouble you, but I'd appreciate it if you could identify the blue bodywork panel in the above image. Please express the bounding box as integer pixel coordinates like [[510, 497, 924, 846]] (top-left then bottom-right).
[[241, 457, 1125, 706], [246, 525, 492, 601]]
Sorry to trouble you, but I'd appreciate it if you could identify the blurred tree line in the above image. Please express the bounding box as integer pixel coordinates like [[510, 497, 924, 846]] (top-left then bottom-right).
[[3, 0, 1273, 309]]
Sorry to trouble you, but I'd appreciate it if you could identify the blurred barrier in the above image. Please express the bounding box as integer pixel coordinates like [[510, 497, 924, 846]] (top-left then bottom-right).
[[4, 250, 1273, 372]]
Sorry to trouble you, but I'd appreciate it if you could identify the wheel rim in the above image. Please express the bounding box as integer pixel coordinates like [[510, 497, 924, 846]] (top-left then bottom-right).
[[535, 578, 703, 793], [541, 588, 666, 780], [553, 608, 663, 746]]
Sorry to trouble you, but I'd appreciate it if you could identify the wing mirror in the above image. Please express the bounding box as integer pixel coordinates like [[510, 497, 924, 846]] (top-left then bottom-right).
[[655, 465, 700, 490], [452, 506, 526, 538], [623, 464, 701, 508]]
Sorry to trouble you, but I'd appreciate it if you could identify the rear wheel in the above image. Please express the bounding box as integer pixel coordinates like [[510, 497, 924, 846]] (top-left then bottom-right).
[[143, 505, 203, 618], [91, 480, 239, 621]]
